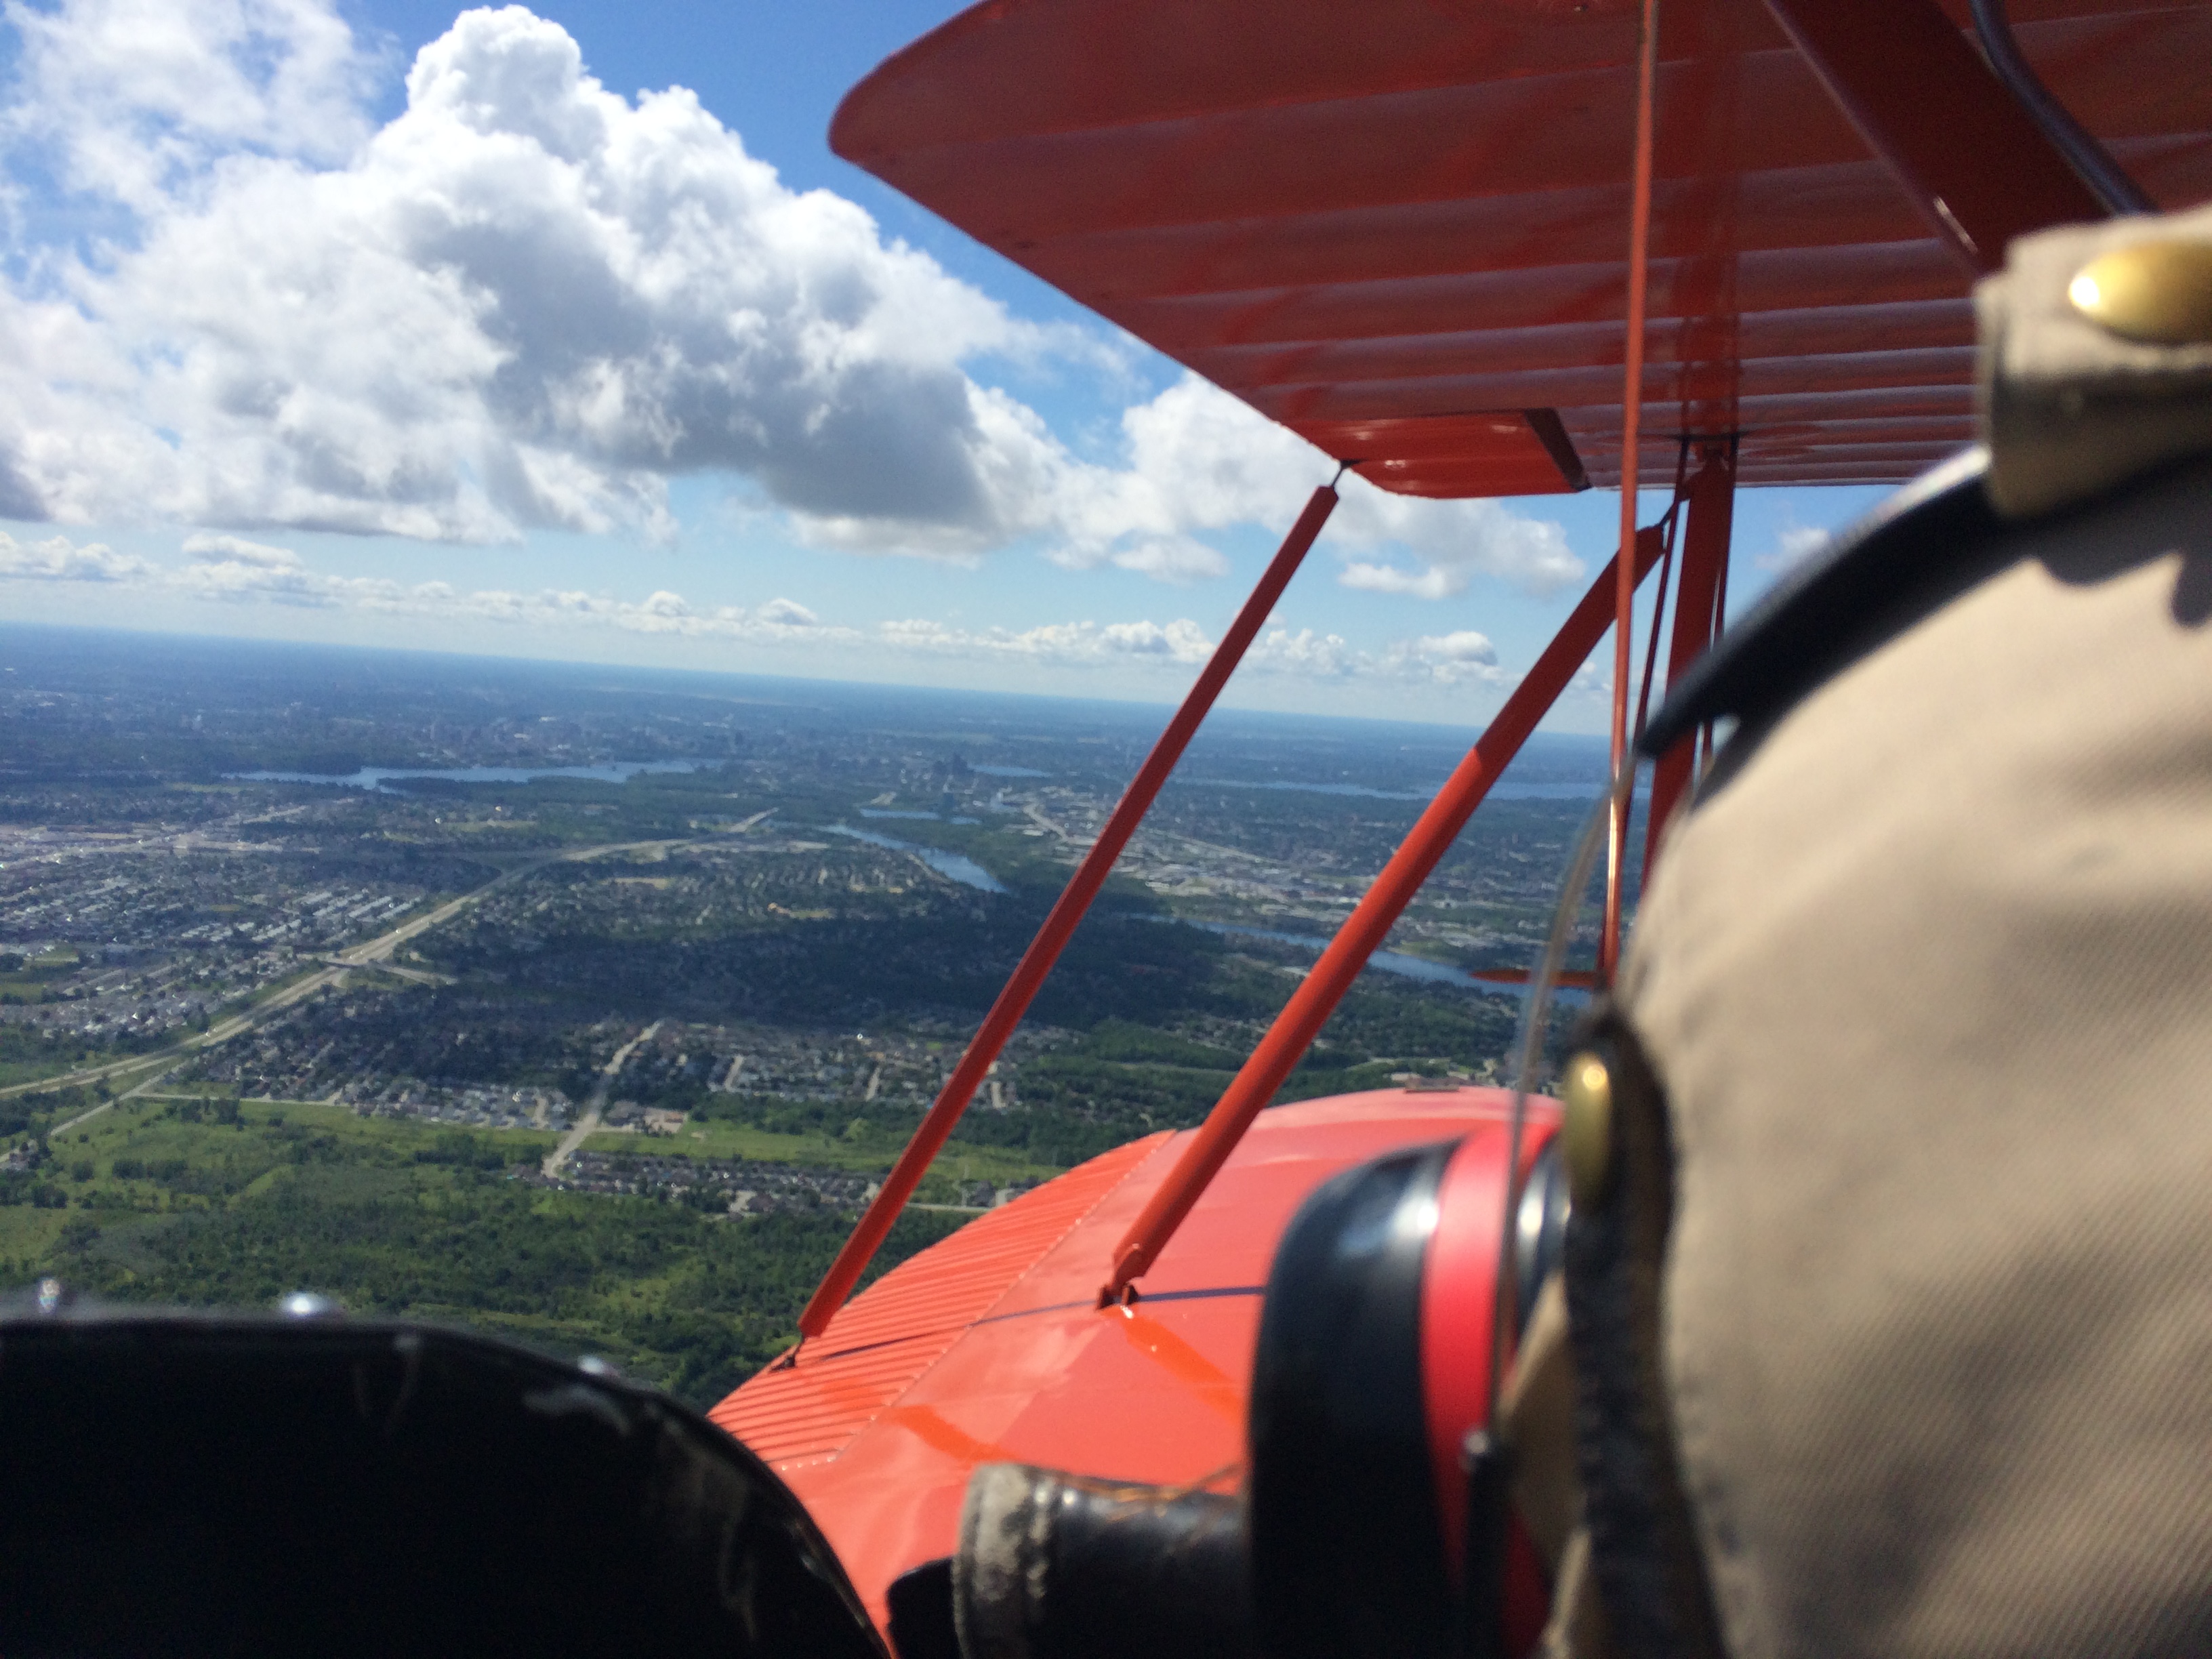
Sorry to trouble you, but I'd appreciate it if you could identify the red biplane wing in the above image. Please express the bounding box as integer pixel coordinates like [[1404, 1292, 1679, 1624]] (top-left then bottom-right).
[[830, 0, 2212, 495], [714, 1089, 1553, 1627]]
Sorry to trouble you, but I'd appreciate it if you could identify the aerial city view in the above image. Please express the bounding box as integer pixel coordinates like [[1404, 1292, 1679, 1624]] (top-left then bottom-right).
[[0, 623, 1617, 1403], [5, 0, 2203, 1650]]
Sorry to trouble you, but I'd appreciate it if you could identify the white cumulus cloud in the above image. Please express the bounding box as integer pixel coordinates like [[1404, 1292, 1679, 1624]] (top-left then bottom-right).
[[0, 0, 1586, 600], [1248, 626, 1359, 678], [0, 1, 1054, 544], [1099, 377, 1584, 597], [3, 0, 378, 208], [0, 527, 157, 579], [1382, 630, 1507, 687]]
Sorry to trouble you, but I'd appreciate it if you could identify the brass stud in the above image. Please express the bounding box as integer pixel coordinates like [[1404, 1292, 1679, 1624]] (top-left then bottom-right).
[[2067, 241, 2212, 346], [1559, 1050, 1614, 1210]]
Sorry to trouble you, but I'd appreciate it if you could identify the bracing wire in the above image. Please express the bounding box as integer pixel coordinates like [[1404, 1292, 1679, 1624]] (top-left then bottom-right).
[[1482, 753, 1641, 1432], [1969, 0, 2152, 216]]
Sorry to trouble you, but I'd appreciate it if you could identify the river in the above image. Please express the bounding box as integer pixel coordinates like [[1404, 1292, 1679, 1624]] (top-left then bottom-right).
[[228, 760, 714, 792], [825, 825, 1008, 893]]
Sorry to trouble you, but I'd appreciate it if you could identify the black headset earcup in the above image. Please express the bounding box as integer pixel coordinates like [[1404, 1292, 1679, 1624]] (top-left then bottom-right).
[[1249, 1142, 1458, 1659]]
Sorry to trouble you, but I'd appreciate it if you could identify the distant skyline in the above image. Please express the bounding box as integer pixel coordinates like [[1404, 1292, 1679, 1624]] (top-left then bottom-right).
[[0, 0, 1886, 726]]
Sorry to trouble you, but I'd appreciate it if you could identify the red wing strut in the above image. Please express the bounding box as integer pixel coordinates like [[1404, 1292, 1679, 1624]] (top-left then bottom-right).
[[794, 485, 1340, 1340]]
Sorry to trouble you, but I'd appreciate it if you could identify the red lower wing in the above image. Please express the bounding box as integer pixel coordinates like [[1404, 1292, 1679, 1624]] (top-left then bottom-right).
[[712, 1087, 1557, 1631]]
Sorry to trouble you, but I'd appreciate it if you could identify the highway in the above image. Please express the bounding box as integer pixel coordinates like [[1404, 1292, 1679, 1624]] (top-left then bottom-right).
[[1, 838, 693, 1103]]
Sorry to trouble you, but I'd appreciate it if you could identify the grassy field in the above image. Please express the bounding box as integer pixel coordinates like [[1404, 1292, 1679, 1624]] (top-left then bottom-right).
[[7, 1097, 972, 1408], [59, 1090, 1067, 1192], [581, 1118, 1063, 1189], [0, 949, 78, 1006]]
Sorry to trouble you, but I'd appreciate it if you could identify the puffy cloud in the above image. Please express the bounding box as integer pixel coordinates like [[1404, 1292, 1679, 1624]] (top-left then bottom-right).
[[1330, 508, 1578, 598], [176, 534, 340, 604], [1382, 630, 1507, 687], [1113, 377, 1585, 596], [1248, 626, 1359, 678], [876, 615, 1368, 679], [0, 1, 1050, 543], [3, 0, 377, 208], [0, 1, 1586, 598], [0, 527, 156, 579], [1019, 375, 1582, 595], [28, 530, 1233, 670], [1339, 561, 1456, 600]]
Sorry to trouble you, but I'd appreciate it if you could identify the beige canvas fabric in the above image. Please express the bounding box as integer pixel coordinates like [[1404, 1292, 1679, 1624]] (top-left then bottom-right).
[[1616, 453, 2212, 1659], [1504, 1273, 1582, 1576], [1980, 202, 2212, 518]]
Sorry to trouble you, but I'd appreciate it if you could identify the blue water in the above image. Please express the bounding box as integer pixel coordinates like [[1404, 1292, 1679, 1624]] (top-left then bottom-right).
[[1194, 921, 1490, 986], [1193, 920, 1586, 1002], [857, 808, 941, 820], [970, 764, 1050, 777], [1182, 778, 1639, 803], [230, 760, 712, 792], [827, 825, 1007, 893]]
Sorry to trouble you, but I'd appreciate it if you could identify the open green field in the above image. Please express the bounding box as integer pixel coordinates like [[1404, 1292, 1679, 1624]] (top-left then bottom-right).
[[67, 1092, 1067, 1193], [0, 947, 82, 1006], [580, 1118, 1065, 1190], [7, 1097, 966, 1408]]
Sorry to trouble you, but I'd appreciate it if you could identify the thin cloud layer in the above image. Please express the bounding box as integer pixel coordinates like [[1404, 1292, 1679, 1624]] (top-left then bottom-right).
[[1760, 525, 1832, 571], [3, 528, 1542, 685], [0, 0, 1584, 598]]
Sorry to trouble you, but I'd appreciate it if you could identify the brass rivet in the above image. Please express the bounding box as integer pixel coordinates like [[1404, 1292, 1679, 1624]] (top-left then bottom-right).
[[2067, 241, 2212, 346], [1560, 1050, 1614, 1210]]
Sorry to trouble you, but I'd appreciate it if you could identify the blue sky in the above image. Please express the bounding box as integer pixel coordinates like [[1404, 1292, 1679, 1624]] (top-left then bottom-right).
[[0, 0, 1889, 727]]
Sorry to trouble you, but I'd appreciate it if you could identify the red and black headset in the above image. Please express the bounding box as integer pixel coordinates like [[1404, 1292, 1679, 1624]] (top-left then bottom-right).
[[1246, 1125, 1568, 1659], [908, 1124, 1571, 1659]]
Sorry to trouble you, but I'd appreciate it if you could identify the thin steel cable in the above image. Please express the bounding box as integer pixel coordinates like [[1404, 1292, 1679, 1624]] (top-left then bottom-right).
[[1969, 0, 2152, 215], [1483, 755, 1639, 1431], [1603, 0, 1662, 981], [1696, 440, 1739, 781]]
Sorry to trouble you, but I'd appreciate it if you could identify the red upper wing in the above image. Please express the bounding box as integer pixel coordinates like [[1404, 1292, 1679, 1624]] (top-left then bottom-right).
[[832, 0, 2212, 494]]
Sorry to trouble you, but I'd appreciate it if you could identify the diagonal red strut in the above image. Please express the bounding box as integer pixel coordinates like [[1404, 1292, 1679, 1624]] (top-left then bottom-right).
[[1104, 523, 1670, 1300], [796, 485, 1340, 1340]]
